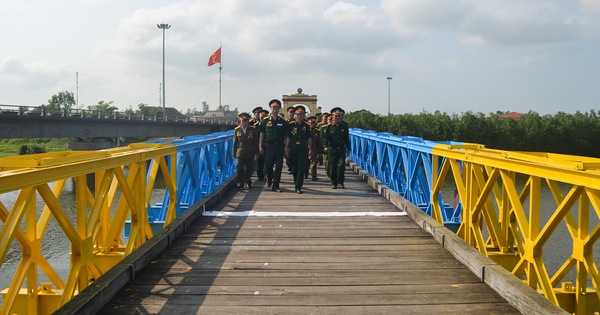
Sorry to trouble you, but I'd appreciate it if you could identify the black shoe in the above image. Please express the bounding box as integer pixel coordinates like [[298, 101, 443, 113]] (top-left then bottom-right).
[[312, 177, 318, 181], [332, 184, 337, 189], [272, 187, 281, 192], [340, 184, 345, 189], [296, 188, 302, 194], [237, 184, 244, 188], [288, 170, 293, 174], [268, 180, 272, 187], [247, 182, 252, 188]]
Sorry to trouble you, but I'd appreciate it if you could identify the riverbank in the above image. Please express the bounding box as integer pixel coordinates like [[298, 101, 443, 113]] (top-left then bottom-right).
[[0, 138, 69, 157]]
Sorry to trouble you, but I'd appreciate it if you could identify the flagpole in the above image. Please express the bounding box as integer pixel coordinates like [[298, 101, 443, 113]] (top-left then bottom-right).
[[219, 44, 222, 108]]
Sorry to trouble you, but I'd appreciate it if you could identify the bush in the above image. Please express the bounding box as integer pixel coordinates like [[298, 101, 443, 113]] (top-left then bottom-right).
[[19, 145, 47, 155]]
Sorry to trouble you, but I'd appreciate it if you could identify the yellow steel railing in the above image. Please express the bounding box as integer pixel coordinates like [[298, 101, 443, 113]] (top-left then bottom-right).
[[430, 145, 600, 314], [0, 143, 177, 315]]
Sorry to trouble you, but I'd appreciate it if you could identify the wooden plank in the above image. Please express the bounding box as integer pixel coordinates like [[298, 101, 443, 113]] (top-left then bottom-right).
[[102, 303, 522, 315], [89, 166, 528, 314]]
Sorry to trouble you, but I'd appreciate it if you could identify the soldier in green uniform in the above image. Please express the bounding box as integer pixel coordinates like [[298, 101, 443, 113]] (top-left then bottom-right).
[[259, 99, 289, 192], [285, 106, 296, 174], [322, 107, 350, 189], [316, 113, 328, 167], [307, 115, 322, 181], [249, 106, 262, 126], [321, 114, 333, 178], [287, 106, 312, 194], [255, 109, 269, 181], [233, 112, 259, 188]]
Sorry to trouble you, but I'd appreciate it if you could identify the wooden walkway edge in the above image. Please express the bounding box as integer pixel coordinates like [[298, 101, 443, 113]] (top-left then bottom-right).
[[56, 161, 567, 315]]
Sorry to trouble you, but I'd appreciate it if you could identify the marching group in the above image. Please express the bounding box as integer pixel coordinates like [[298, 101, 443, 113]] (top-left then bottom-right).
[[232, 99, 350, 194]]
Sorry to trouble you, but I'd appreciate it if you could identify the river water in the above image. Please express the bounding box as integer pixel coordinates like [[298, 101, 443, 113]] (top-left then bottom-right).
[[0, 174, 598, 305], [0, 178, 167, 305]]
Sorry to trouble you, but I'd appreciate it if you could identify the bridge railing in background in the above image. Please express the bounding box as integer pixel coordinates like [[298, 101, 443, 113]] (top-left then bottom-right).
[[350, 128, 600, 315], [0, 131, 234, 315], [0, 104, 238, 125]]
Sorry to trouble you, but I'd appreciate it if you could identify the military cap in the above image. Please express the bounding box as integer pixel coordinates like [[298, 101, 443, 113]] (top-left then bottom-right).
[[287, 106, 296, 112], [294, 105, 306, 114], [330, 107, 343, 115], [307, 116, 317, 122], [238, 112, 251, 119], [269, 99, 282, 108], [259, 109, 269, 117], [252, 106, 263, 113]]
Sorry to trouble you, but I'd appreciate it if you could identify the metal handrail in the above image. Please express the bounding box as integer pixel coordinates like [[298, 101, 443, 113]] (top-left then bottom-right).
[[0, 130, 235, 314], [349, 128, 600, 314]]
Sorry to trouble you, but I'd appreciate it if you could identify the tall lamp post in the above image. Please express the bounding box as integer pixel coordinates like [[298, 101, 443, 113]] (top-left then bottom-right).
[[386, 76, 393, 115], [157, 23, 171, 121]]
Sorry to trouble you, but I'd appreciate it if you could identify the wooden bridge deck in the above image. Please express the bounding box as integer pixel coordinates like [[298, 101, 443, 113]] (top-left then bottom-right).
[[98, 166, 521, 314]]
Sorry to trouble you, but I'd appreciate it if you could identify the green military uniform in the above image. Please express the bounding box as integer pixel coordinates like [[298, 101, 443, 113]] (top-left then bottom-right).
[[233, 119, 259, 188], [320, 122, 331, 177], [259, 113, 288, 191], [253, 118, 266, 181], [308, 119, 323, 180], [322, 108, 350, 189], [288, 119, 311, 193]]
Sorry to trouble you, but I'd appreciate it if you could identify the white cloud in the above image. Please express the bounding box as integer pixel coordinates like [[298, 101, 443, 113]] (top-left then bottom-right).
[[1, 0, 599, 115], [497, 56, 533, 70], [383, 0, 589, 46]]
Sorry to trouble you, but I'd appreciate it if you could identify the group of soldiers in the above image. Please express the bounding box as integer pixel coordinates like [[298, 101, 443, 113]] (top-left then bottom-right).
[[232, 99, 350, 194]]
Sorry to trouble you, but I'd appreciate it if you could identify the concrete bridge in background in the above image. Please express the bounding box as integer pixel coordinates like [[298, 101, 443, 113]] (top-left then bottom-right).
[[0, 106, 236, 149]]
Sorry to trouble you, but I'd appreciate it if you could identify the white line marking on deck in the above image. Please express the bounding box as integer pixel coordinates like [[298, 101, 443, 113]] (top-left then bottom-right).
[[203, 211, 407, 217]]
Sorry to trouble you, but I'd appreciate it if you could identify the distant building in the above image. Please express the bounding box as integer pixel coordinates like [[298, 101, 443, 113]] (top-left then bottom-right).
[[163, 107, 187, 120], [195, 105, 238, 123], [497, 112, 526, 119]]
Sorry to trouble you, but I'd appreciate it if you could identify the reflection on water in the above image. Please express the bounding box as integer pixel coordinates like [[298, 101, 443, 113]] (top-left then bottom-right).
[[0, 177, 167, 305]]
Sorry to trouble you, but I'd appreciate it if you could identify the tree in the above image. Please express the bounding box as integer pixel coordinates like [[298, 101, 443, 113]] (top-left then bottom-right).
[[202, 101, 209, 114], [137, 103, 163, 116], [47, 91, 76, 112], [87, 101, 118, 116]]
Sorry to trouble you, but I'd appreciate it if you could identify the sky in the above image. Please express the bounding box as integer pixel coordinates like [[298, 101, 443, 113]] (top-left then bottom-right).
[[1, 0, 599, 116]]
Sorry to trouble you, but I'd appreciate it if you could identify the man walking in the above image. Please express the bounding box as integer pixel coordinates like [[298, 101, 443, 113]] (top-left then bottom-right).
[[259, 99, 289, 192], [307, 115, 322, 181], [287, 106, 312, 194], [233, 112, 258, 188], [322, 107, 350, 189]]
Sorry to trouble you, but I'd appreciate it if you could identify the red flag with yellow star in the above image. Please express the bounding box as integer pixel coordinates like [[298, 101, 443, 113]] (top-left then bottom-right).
[[208, 48, 221, 66]]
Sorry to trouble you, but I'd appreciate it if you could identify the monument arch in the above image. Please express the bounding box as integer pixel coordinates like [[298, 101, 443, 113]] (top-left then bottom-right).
[[282, 88, 321, 119]]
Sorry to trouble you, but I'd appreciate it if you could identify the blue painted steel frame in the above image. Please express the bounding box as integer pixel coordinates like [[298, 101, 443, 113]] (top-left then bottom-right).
[[149, 130, 235, 220], [125, 130, 235, 237], [349, 128, 463, 226]]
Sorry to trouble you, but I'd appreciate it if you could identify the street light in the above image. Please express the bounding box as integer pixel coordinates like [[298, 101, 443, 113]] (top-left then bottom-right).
[[386, 76, 393, 115], [157, 23, 171, 121]]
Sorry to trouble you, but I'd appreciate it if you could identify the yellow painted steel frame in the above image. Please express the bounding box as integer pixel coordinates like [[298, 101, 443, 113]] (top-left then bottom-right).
[[431, 144, 600, 314], [0, 143, 177, 315]]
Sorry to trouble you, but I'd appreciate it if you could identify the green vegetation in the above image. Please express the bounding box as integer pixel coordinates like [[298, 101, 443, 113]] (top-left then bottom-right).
[[0, 139, 69, 158], [344, 110, 600, 158]]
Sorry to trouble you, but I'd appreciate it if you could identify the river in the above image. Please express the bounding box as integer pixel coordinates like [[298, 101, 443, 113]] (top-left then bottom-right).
[[0, 178, 167, 305]]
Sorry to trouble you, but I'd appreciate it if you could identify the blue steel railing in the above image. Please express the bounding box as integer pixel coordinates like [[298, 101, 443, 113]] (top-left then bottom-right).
[[349, 128, 600, 314], [349, 128, 463, 229], [0, 130, 236, 314], [126, 130, 235, 236]]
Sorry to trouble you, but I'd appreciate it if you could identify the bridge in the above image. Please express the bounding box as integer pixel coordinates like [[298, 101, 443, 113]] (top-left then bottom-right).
[[2, 128, 600, 314], [0, 105, 235, 149]]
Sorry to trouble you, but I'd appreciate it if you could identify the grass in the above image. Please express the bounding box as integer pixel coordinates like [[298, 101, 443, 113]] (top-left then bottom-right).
[[0, 138, 70, 157]]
